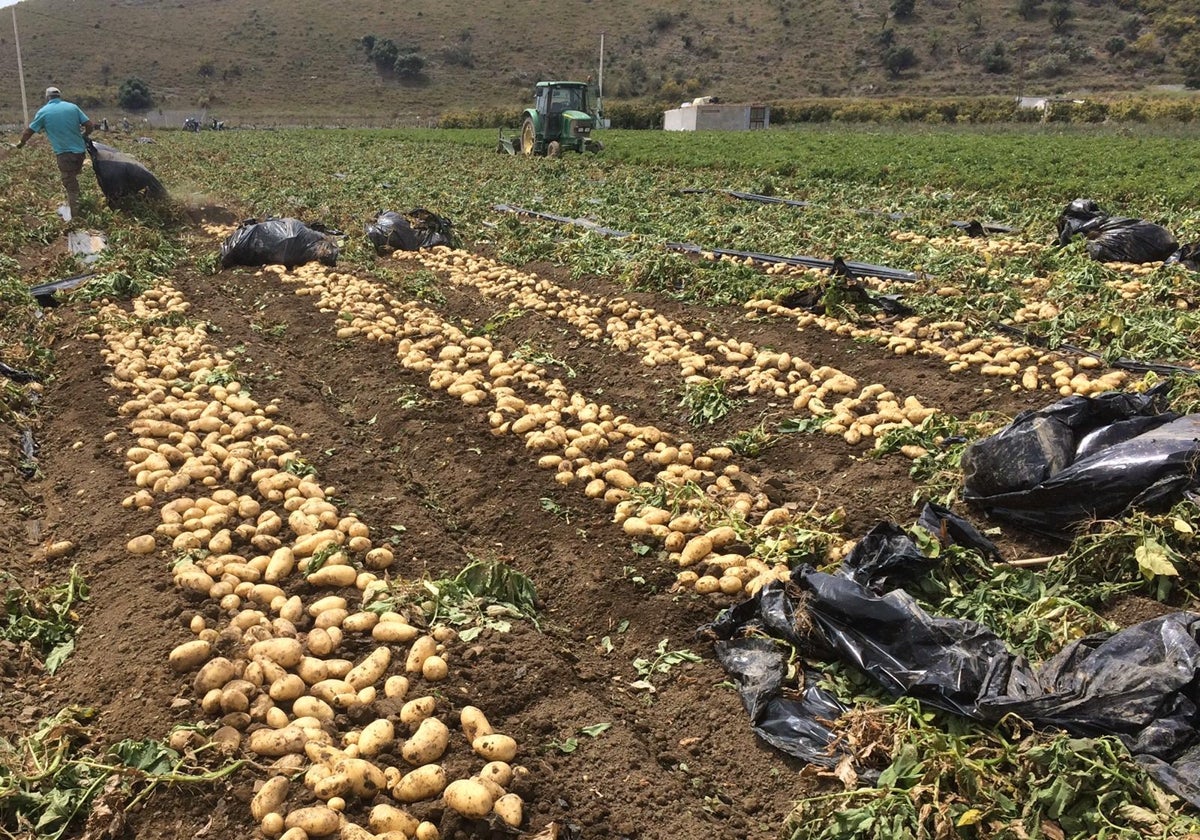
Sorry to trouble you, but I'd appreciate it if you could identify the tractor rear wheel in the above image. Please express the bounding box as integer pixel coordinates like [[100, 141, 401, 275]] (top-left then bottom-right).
[[547, 141, 562, 158], [520, 117, 536, 156]]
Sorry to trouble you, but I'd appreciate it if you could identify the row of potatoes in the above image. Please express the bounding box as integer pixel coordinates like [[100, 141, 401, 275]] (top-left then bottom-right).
[[267, 258, 805, 598], [400, 249, 942, 450], [91, 281, 527, 838]]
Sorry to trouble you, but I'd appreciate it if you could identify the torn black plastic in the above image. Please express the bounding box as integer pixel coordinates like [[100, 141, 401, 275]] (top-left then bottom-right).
[[709, 513, 1200, 807], [962, 391, 1200, 534], [219, 218, 339, 269]]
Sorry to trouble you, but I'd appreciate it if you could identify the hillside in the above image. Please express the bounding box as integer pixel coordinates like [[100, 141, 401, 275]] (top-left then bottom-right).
[[0, 0, 1193, 125]]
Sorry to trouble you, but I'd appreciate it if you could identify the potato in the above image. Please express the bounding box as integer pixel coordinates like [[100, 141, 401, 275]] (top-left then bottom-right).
[[334, 757, 388, 797], [384, 675, 409, 699], [251, 775, 290, 821], [284, 805, 341, 837], [479, 761, 513, 788], [415, 822, 439, 840], [169, 639, 212, 672], [193, 657, 237, 695], [127, 534, 156, 555], [493, 792, 524, 828], [261, 812, 284, 837], [293, 695, 335, 723], [405, 635, 438, 673], [355, 718, 394, 758], [278, 828, 308, 840], [269, 674, 306, 702], [460, 706, 494, 743], [307, 563, 357, 588], [392, 764, 447, 803], [339, 822, 373, 840], [345, 647, 391, 690], [249, 637, 304, 669], [472, 733, 518, 762], [373, 620, 420, 644], [421, 655, 448, 682], [443, 778, 495, 819], [402, 717, 449, 766], [369, 803, 419, 836], [248, 725, 307, 757], [400, 696, 436, 728]]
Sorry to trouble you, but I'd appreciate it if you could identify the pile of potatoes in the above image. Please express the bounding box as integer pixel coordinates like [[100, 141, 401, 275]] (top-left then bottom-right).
[[267, 259, 831, 593], [91, 283, 530, 837]]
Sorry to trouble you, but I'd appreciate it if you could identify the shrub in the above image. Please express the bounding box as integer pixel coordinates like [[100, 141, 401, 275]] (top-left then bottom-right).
[[981, 42, 1012, 73], [394, 52, 425, 79], [1029, 52, 1071, 77], [117, 78, 153, 111], [890, 0, 916, 19]]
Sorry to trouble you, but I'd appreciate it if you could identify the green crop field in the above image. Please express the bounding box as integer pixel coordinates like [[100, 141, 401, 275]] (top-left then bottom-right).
[[4, 123, 1200, 840]]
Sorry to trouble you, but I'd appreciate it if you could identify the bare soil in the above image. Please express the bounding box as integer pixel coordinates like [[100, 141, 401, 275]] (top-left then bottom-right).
[[0, 219, 1085, 839]]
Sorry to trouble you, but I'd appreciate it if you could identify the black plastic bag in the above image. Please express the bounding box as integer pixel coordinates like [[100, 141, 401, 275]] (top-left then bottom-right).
[[366, 208, 455, 254], [1085, 217, 1178, 264], [1055, 198, 1178, 263], [85, 140, 167, 204], [1056, 197, 1104, 246], [961, 391, 1197, 534], [219, 218, 339, 268]]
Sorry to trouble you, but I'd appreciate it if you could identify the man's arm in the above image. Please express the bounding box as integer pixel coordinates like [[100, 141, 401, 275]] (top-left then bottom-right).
[[15, 127, 34, 148], [81, 119, 94, 138]]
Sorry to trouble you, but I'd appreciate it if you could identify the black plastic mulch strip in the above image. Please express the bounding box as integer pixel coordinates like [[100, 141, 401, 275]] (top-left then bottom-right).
[[28, 273, 96, 301], [0, 361, 40, 383], [676, 189, 1019, 233], [493, 204, 921, 283], [990, 321, 1200, 377], [677, 188, 811, 208]]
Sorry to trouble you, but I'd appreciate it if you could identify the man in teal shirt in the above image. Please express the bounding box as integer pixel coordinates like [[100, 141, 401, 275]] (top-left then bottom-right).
[[16, 86, 95, 220]]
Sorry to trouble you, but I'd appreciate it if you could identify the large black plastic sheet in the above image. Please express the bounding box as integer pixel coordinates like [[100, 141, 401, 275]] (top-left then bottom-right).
[[366, 209, 454, 254], [219, 218, 339, 269], [85, 140, 167, 204], [961, 391, 1200, 534], [1055, 197, 1178, 263], [708, 511, 1200, 807]]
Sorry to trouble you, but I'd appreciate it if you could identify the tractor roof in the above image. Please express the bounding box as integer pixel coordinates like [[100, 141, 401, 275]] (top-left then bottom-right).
[[535, 81, 589, 89]]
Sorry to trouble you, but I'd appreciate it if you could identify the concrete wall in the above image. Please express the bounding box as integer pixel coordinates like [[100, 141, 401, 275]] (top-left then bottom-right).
[[663, 104, 770, 131]]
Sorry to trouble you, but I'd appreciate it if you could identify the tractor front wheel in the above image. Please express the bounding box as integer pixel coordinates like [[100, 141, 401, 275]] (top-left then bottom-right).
[[520, 117, 536, 156], [546, 141, 561, 158]]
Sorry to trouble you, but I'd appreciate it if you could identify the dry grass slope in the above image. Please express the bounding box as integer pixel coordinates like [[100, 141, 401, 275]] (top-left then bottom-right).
[[0, 0, 1186, 124]]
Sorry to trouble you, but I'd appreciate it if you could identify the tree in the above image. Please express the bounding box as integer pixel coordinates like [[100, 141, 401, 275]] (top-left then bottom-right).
[[369, 39, 400, 72], [117, 77, 153, 111], [1176, 32, 1200, 87], [1048, 0, 1073, 31], [1017, 0, 1043, 20], [890, 0, 916, 19], [882, 45, 919, 76]]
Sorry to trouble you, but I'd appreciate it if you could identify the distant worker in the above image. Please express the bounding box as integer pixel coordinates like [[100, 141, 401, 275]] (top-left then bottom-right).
[[15, 86, 94, 221]]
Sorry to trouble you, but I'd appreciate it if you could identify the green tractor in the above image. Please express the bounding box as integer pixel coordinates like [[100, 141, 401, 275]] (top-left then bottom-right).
[[497, 81, 603, 157]]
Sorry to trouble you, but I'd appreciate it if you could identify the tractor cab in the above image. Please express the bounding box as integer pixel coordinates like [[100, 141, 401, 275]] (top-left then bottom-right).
[[498, 81, 602, 157]]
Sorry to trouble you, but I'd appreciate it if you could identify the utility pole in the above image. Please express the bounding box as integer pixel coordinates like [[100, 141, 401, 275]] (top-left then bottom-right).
[[598, 32, 606, 127], [13, 5, 29, 125]]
